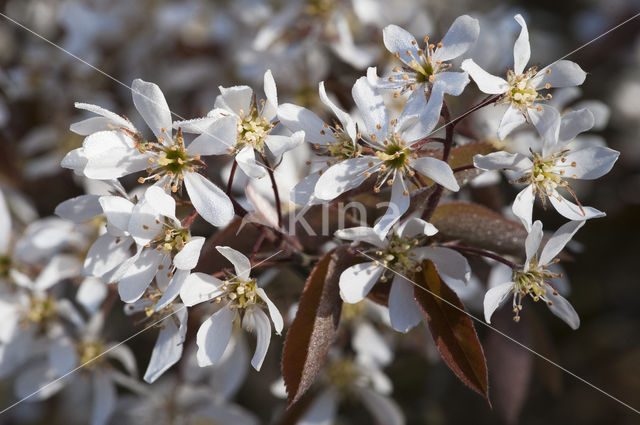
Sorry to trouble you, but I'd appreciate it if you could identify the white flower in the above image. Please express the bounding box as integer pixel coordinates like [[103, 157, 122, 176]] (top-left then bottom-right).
[[368, 16, 479, 128], [179, 246, 284, 371], [336, 218, 470, 333], [483, 220, 583, 329], [278, 81, 360, 206], [61, 79, 234, 228], [314, 77, 459, 237], [473, 108, 619, 230], [176, 70, 304, 180], [461, 14, 587, 140]]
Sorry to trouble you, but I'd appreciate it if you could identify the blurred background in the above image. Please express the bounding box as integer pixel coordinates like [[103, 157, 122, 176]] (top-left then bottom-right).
[[0, 0, 639, 424]]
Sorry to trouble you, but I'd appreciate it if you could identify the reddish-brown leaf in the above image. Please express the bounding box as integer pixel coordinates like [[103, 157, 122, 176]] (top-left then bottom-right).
[[414, 260, 490, 403], [282, 246, 355, 406], [431, 201, 527, 257]]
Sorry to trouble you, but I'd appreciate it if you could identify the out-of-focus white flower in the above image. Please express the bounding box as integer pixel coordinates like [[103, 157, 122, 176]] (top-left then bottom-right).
[[336, 217, 469, 333], [180, 246, 283, 371], [461, 14, 587, 140], [483, 220, 583, 329]]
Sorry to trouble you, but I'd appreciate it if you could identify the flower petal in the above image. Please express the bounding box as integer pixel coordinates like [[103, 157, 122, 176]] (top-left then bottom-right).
[[483, 282, 514, 323], [0, 190, 11, 255], [388, 275, 423, 333], [513, 14, 530, 75], [235, 146, 267, 179], [382, 24, 419, 68], [72, 102, 135, 134], [559, 108, 594, 143], [186, 115, 237, 156], [549, 191, 605, 222], [529, 104, 561, 151], [319, 81, 356, 139], [243, 307, 272, 371], [216, 246, 252, 279], [183, 171, 235, 227], [144, 185, 178, 223], [352, 77, 388, 143], [339, 262, 383, 303], [512, 184, 535, 231], [314, 156, 379, 200], [334, 226, 385, 248], [256, 287, 283, 334], [290, 171, 322, 206], [524, 220, 543, 269], [414, 246, 470, 288], [373, 175, 410, 238], [277, 103, 334, 145], [83, 234, 134, 279], [76, 278, 107, 315], [55, 194, 103, 223], [179, 272, 225, 306], [143, 307, 188, 383], [473, 151, 532, 172], [298, 389, 338, 424], [411, 157, 459, 191], [497, 104, 526, 140], [216, 85, 253, 116], [262, 70, 278, 122], [264, 132, 304, 159], [562, 146, 619, 180], [434, 15, 479, 62], [398, 217, 438, 238], [131, 79, 172, 142], [91, 372, 116, 425], [117, 248, 164, 303], [173, 237, 205, 270], [534, 60, 586, 89], [83, 131, 148, 179], [539, 220, 585, 266], [196, 305, 235, 367], [154, 270, 190, 311], [460, 59, 508, 94], [433, 71, 470, 96], [545, 288, 580, 329]]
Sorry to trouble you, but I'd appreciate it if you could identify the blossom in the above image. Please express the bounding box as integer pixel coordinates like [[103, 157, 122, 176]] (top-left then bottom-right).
[[176, 70, 304, 180], [483, 220, 583, 329], [473, 108, 619, 230], [461, 14, 587, 140], [61, 79, 234, 227], [368, 15, 479, 129], [336, 218, 469, 333], [314, 77, 459, 237], [179, 246, 283, 371]]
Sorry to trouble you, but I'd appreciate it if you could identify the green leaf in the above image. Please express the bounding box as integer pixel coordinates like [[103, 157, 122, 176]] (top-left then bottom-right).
[[414, 260, 490, 403], [431, 201, 527, 257], [282, 246, 355, 406]]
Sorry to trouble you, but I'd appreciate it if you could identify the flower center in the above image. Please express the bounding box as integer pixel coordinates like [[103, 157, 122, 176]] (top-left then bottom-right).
[[76, 340, 105, 370], [389, 36, 452, 95], [153, 223, 190, 255], [325, 358, 360, 393], [24, 296, 57, 328], [234, 99, 275, 153], [511, 258, 562, 322], [135, 128, 203, 193], [504, 68, 545, 111], [373, 234, 420, 280], [0, 255, 11, 279], [220, 277, 259, 310]]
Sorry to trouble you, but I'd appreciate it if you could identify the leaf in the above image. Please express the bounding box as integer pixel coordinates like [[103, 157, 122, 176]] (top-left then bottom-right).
[[431, 201, 527, 257], [414, 260, 490, 402], [282, 246, 355, 406]]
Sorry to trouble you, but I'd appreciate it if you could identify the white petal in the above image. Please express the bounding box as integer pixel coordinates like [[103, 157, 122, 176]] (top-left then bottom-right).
[[513, 14, 531, 75], [460, 59, 508, 94], [334, 226, 385, 248], [339, 262, 383, 303], [512, 184, 535, 232], [358, 387, 405, 425], [173, 237, 205, 270], [277, 103, 334, 144], [91, 373, 116, 425], [143, 307, 188, 383], [314, 156, 379, 200], [483, 282, 514, 323], [131, 79, 172, 142], [298, 389, 338, 425], [104, 344, 138, 376], [256, 287, 283, 334], [529, 104, 561, 151], [34, 254, 80, 291], [128, 198, 163, 246], [545, 288, 580, 329], [216, 246, 252, 279], [434, 15, 479, 62], [352, 76, 388, 143], [353, 322, 393, 366], [319, 81, 357, 139], [411, 157, 459, 191], [55, 194, 102, 223], [562, 146, 619, 180], [433, 71, 470, 96], [388, 275, 423, 333], [534, 60, 586, 89], [0, 189, 10, 255], [373, 175, 410, 238], [539, 220, 585, 266], [73, 102, 134, 134], [236, 146, 267, 179], [399, 91, 440, 141], [48, 339, 77, 376], [398, 217, 438, 238], [559, 109, 594, 143], [83, 131, 148, 179], [117, 249, 164, 303], [196, 305, 235, 367], [497, 105, 527, 140], [154, 269, 190, 311], [290, 171, 322, 206], [180, 272, 225, 306], [262, 69, 278, 122], [525, 220, 544, 269], [83, 234, 134, 279], [61, 147, 88, 174], [549, 191, 605, 222], [414, 246, 470, 288], [216, 85, 253, 116], [382, 24, 419, 68], [144, 186, 178, 222], [265, 132, 304, 159], [473, 151, 532, 172], [14, 364, 65, 401], [76, 278, 107, 315], [244, 307, 272, 371], [487, 263, 514, 289], [183, 171, 235, 227], [186, 115, 237, 156], [99, 195, 134, 231]]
